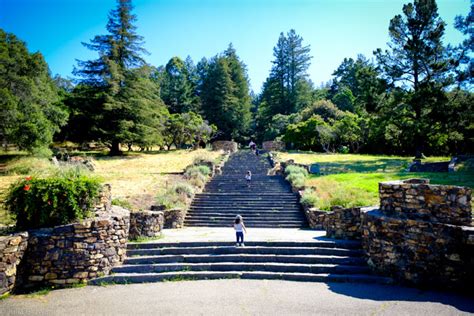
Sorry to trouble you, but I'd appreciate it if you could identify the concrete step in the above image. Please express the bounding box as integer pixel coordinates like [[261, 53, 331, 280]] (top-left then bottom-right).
[[127, 241, 362, 249], [126, 246, 364, 257], [112, 262, 371, 274], [184, 223, 305, 228], [185, 215, 305, 221], [124, 254, 366, 265], [91, 271, 393, 285]]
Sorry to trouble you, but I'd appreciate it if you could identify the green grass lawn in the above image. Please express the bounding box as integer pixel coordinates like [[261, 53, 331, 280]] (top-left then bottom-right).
[[278, 151, 474, 210]]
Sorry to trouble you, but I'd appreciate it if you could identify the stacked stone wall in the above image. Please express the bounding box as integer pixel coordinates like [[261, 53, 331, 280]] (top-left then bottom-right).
[[0, 232, 28, 295], [325, 206, 364, 240], [362, 210, 474, 286], [164, 208, 186, 228], [18, 206, 129, 289], [129, 210, 164, 240], [361, 179, 473, 288], [211, 141, 238, 153], [379, 179, 471, 225], [262, 141, 285, 151]]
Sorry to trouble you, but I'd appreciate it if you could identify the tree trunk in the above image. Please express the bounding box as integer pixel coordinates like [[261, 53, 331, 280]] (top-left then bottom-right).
[[109, 140, 122, 156]]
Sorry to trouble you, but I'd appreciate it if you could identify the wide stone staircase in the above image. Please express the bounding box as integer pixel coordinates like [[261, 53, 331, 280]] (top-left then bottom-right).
[[91, 150, 392, 285], [185, 150, 307, 228], [91, 240, 392, 284]]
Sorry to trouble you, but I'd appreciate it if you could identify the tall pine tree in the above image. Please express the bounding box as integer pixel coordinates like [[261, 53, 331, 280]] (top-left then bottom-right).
[[374, 0, 451, 156], [73, 0, 165, 154], [200, 45, 252, 141]]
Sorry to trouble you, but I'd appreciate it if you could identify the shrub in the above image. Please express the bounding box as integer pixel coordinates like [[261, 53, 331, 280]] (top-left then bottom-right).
[[188, 173, 207, 189], [300, 190, 319, 208], [285, 165, 308, 177], [285, 173, 306, 189], [173, 183, 194, 199], [184, 165, 211, 178], [155, 183, 195, 210], [6, 169, 102, 230]]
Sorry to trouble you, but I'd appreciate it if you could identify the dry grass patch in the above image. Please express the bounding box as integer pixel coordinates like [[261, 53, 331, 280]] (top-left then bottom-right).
[[92, 149, 222, 211]]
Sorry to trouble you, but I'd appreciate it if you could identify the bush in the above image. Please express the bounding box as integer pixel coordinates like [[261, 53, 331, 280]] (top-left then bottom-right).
[[285, 165, 308, 177], [300, 190, 319, 208], [6, 169, 102, 230], [285, 173, 305, 189], [155, 183, 195, 210], [188, 173, 207, 189], [173, 183, 195, 199], [184, 165, 211, 178]]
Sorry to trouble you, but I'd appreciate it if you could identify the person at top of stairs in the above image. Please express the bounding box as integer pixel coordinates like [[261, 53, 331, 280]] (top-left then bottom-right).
[[234, 215, 247, 247]]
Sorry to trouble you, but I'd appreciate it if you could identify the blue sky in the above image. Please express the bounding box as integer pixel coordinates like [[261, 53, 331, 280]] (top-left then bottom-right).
[[0, 0, 470, 91]]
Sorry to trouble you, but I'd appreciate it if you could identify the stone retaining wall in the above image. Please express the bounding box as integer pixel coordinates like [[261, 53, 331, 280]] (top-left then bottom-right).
[[0, 232, 28, 295], [129, 211, 164, 240], [18, 206, 130, 289], [379, 179, 471, 226], [262, 141, 285, 151], [362, 210, 474, 287], [164, 208, 186, 228], [212, 141, 238, 153], [361, 179, 473, 288], [325, 206, 364, 240], [304, 208, 328, 230]]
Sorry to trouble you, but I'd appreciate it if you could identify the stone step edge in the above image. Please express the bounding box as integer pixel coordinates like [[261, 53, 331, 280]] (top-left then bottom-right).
[[127, 241, 362, 249], [90, 271, 393, 285], [124, 253, 365, 262], [114, 262, 369, 271]]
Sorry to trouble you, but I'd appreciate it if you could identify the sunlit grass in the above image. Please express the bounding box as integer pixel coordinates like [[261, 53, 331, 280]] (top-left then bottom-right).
[[277, 151, 473, 210]]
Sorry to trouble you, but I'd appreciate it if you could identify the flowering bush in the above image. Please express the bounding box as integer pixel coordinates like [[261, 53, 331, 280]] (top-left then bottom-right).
[[6, 170, 102, 230]]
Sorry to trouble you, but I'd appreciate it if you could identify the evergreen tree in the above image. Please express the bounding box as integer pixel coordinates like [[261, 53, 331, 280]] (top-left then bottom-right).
[[0, 29, 67, 154], [374, 0, 451, 156], [200, 45, 252, 140], [161, 56, 196, 113], [256, 30, 313, 140], [452, 4, 473, 89], [73, 0, 165, 154]]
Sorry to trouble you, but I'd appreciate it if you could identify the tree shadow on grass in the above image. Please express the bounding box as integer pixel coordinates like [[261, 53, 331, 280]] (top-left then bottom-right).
[[326, 282, 474, 313]]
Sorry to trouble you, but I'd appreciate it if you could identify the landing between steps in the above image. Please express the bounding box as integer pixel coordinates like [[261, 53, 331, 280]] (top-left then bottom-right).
[[142, 227, 328, 243]]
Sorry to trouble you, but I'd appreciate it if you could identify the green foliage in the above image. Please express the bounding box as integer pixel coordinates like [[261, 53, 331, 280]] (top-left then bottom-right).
[[285, 173, 305, 189], [173, 182, 195, 199], [284, 165, 308, 177], [160, 56, 200, 113], [163, 112, 216, 150], [0, 29, 68, 153], [5, 169, 102, 230], [155, 182, 195, 210], [200, 45, 252, 141], [284, 165, 308, 189], [185, 165, 211, 178], [256, 30, 313, 141], [184, 165, 211, 189], [300, 189, 320, 208], [283, 115, 335, 151], [72, 0, 167, 154]]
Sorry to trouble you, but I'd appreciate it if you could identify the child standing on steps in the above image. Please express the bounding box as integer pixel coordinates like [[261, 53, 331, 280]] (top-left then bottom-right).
[[234, 215, 247, 246], [245, 170, 252, 186]]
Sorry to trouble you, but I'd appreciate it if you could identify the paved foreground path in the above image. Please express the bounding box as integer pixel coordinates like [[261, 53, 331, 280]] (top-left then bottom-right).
[[1, 280, 472, 315]]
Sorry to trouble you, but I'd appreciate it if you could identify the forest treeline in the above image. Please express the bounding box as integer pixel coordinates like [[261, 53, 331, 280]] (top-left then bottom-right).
[[0, 0, 472, 156]]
